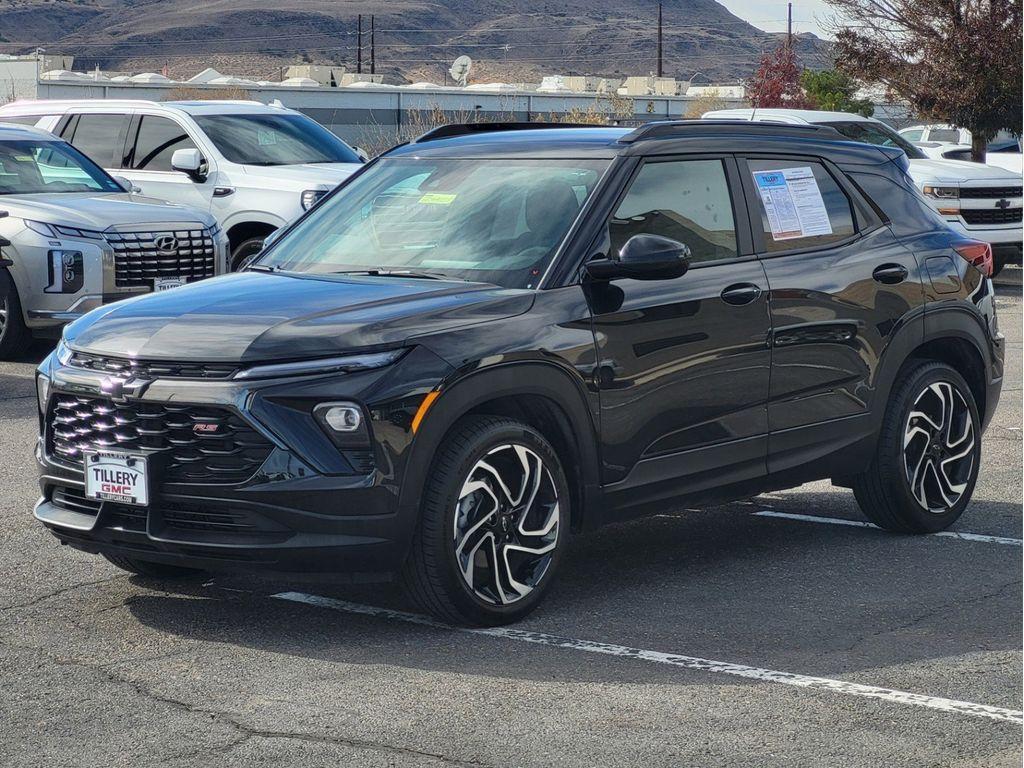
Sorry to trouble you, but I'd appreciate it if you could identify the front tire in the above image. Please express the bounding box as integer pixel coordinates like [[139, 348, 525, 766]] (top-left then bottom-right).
[[853, 362, 981, 533], [402, 415, 568, 626], [230, 236, 270, 271], [0, 271, 32, 361]]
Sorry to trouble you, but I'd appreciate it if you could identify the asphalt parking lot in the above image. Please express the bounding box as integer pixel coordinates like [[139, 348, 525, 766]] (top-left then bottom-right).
[[0, 279, 1020, 768]]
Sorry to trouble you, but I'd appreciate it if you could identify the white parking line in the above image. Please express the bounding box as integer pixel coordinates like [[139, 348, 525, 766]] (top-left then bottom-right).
[[272, 591, 1023, 725], [753, 510, 1023, 546]]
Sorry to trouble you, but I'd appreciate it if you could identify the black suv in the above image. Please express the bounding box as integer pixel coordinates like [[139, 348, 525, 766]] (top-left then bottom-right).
[[34, 121, 1004, 625]]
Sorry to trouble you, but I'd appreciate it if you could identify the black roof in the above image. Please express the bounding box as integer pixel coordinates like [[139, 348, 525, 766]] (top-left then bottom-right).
[[384, 120, 903, 165]]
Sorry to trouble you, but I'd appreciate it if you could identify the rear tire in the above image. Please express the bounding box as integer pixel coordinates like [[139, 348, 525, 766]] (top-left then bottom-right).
[[0, 271, 32, 361], [402, 415, 568, 626], [853, 361, 981, 533], [103, 554, 203, 579]]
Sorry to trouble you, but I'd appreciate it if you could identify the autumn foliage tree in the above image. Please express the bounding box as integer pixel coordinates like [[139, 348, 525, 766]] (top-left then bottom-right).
[[746, 42, 815, 109], [825, 0, 1022, 160]]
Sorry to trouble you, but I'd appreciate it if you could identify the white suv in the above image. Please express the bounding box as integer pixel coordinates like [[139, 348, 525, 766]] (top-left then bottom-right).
[[0, 124, 227, 359], [0, 100, 364, 269], [704, 109, 1023, 275]]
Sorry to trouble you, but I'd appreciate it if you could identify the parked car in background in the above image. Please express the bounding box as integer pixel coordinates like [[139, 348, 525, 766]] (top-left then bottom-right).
[[0, 124, 227, 359], [34, 121, 1002, 625], [705, 109, 1023, 275], [899, 124, 1023, 175], [0, 100, 364, 269]]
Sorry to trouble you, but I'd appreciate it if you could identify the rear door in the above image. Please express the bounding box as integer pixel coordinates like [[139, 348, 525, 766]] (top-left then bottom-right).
[[588, 155, 773, 512], [57, 112, 131, 171], [738, 154, 925, 475]]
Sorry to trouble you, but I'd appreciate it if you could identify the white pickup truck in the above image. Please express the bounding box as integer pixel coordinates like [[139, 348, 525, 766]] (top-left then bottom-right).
[[705, 109, 1023, 275], [0, 100, 364, 269]]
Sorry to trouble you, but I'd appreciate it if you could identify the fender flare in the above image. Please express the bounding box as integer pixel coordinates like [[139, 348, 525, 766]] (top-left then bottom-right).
[[396, 359, 604, 536], [872, 303, 993, 429]]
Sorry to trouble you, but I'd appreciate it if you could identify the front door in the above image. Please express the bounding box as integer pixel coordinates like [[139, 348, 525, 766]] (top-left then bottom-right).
[[587, 156, 772, 513], [121, 114, 213, 213]]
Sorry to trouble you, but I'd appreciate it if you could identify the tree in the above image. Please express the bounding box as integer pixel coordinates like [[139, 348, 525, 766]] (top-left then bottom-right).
[[685, 88, 731, 118], [746, 42, 815, 109], [824, 0, 1022, 161], [800, 69, 875, 116]]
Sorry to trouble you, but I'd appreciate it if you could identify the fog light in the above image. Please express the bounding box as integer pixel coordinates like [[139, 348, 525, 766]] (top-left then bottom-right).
[[323, 405, 362, 432]]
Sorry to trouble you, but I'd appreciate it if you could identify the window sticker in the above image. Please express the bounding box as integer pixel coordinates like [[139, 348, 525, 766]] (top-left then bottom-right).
[[257, 129, 278, 146], [752, 166, 833, 241], [418, 192, 457, 205]]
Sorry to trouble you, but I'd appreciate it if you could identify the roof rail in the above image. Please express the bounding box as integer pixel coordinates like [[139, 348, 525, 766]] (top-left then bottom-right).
[[618, 119, 843, 144], [412, 121, 604, 144]]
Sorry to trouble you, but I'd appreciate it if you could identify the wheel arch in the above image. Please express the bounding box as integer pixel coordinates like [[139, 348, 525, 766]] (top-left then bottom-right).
[[399, 360, 603, 535], [875, 305, 993, 426]]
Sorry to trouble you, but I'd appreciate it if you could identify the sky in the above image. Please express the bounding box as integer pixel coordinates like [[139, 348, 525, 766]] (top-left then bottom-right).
[[716, 0, 838, 38]]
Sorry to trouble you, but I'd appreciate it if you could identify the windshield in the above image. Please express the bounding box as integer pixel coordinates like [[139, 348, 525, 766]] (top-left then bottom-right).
[[258, 157, 610, 289], [823, 120, 926, 160], [194, 113, 361, 166], [0, 139, 123, 195]]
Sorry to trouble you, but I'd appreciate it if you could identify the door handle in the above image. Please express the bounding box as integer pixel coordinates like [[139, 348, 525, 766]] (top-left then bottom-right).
[[720, 283, 762, 306], [872, 264, 909, 284]]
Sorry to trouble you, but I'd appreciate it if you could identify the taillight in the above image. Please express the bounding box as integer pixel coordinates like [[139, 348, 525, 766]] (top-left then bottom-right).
[[952, 239, 993, 277]]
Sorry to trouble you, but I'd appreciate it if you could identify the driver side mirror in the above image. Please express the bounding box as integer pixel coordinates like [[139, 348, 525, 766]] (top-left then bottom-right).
[[585, 234, 690, 281], [171, 148, 207, 181]]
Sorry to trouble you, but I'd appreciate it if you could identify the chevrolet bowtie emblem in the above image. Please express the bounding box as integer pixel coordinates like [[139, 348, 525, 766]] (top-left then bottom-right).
[[100, 376, 151, 402], [995, 198, 1011, 209]]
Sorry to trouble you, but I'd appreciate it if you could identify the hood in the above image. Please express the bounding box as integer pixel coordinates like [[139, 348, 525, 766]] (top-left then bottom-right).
[[64, 270, 534, 362], [909, 158, 1023, 184], [238, 162, 361, 190], [0, 192, 214, 230]]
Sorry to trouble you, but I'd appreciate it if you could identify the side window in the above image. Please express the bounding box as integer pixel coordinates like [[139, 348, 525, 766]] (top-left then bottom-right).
[[66, 114, 127, 168], [747, 159, 856, 253], [901, 128, 923, 142], [0, 115, 50, 126], [129, 116, 197, 172], [609, 159, 738, 265]]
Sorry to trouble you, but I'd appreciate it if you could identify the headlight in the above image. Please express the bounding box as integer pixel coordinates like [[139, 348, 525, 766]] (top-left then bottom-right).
[[922, 185, 959, 199], [301, 189, 328, 211], [24, 220, 103, 239], [55, 338, 73, 366], [233, 349, 404, 381], [25, 220, 56, 237], [36, 373, 50, 413]]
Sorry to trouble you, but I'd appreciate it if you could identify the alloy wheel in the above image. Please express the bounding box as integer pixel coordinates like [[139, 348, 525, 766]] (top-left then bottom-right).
[[453, 443, 560, 605], [0, 294, 7, 340], [902, 381, 976, 513]]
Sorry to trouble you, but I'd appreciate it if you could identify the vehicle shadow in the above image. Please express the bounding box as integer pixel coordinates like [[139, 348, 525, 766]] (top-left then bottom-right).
[[123, 497, 1022, 686]]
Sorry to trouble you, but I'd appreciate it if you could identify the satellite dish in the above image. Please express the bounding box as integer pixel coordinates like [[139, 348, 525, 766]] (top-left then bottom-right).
[[449, 55, 473, 87]]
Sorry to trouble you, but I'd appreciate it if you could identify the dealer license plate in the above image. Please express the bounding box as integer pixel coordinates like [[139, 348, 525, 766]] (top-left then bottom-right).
[[84, 452, 149, 507], [153, 277, 186, 292]]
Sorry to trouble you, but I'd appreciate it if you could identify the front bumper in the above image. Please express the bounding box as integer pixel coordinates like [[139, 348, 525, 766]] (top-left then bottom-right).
[[944, 219, 1023, 246], [33, 345, 452, 578]]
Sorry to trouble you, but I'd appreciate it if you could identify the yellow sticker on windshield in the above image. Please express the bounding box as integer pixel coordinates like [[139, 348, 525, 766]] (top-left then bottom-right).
[[14, 155, 33, 162], [418, 193, 457, 205]]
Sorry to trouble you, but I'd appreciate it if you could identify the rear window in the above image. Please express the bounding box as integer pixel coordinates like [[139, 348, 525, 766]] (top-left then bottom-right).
[[823, 120, 925, 160], [928, 128, 960, 143]]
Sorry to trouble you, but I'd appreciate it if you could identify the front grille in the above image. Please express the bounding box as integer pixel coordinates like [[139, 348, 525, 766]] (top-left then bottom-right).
[[959, 186, 1023, 200], [961, 207, 1022, 225], [69, 351, 237, 380], [47, 395, 273, 484], [106, 227, 216, 288]]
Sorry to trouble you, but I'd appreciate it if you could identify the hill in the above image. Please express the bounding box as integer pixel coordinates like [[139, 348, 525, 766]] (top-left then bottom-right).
[[0, 0, 831, 84]]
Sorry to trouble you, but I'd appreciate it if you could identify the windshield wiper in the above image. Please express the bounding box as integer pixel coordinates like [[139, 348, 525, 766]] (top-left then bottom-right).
[[247, 263, 279, 273], [329, 269, 460, 281]]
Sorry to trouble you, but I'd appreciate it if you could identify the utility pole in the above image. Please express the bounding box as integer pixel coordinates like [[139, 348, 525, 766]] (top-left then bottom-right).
[[787, 2, 792, 50], [656, 2, 663, 78], [370, 15, 376, 75], [357, 14, 363, 74]]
